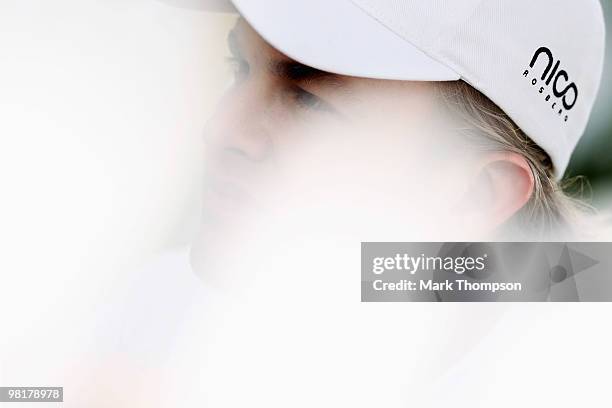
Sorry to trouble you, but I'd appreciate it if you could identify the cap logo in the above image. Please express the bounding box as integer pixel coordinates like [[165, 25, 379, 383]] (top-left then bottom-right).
[[522, 46, 579, 123]]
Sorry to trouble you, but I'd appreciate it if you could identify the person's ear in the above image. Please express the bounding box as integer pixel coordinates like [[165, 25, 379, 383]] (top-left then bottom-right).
[[460, 152, 535, 228]]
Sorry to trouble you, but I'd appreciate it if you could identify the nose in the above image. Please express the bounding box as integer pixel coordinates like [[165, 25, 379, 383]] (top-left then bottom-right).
[[203, 84, 274, 163]]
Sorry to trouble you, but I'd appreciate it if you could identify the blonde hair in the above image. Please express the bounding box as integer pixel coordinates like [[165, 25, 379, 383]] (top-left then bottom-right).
[[436, 81, 594, 239]]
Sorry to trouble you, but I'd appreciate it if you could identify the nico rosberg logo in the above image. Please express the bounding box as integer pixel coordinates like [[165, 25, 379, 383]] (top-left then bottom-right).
[[522, 46, 579, 123]]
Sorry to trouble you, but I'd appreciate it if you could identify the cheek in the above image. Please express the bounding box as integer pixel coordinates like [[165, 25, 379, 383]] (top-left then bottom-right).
[[334, 80, 437, 122]]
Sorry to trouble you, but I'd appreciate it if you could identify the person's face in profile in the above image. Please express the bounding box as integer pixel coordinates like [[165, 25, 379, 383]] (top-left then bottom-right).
[[194, 19, 530, 277], [200, 19, 455, 225]]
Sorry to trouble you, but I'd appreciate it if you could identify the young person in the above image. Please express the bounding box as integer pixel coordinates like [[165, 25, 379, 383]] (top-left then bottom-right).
[[162, 0, 606, 272]]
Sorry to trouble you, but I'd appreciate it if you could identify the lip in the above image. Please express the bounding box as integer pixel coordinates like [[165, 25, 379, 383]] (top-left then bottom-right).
[[210, 177, 252, 201], [202, 177, 259, 221]]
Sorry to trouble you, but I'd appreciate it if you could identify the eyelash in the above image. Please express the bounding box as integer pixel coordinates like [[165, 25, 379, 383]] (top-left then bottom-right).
[[291, 87, 327, 111], [225, 57, 329, 112]]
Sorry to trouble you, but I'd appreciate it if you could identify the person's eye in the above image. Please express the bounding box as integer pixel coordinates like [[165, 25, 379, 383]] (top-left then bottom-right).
[[292, 87, 331, 112], [226, 56, 250, 83]]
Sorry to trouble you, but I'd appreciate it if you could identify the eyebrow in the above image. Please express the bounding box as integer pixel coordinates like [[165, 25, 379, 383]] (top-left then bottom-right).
[[227, 29, 342, 85], [270, 60, 340, 83]]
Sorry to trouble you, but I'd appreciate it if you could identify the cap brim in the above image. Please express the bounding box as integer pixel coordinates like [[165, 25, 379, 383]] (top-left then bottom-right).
[[161, 0, 459, 81]]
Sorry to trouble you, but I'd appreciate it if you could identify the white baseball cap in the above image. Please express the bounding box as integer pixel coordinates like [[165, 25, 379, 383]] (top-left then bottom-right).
[[162, 0, 606, 179]]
